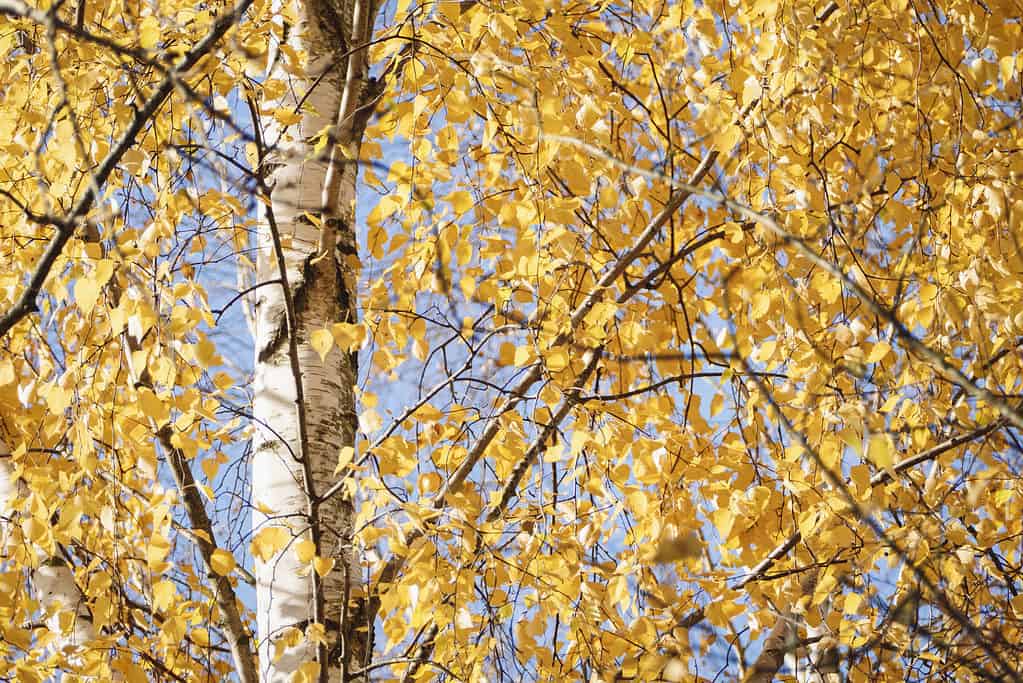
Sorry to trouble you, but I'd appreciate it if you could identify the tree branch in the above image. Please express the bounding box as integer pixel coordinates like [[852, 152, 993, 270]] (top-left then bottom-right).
[[0, 0, 256, 339]]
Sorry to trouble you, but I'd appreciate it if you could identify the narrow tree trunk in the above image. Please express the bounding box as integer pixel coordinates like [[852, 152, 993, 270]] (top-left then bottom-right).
[[795, 595, 839, 683], [0, 440, 95, 670], [31, 562, 95, 654], [745, 573, 818, 683], [252, 0, 375, 678]]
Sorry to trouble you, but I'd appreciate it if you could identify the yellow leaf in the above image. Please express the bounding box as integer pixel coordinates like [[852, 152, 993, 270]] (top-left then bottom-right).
[[45, 385, 70, 414], [358, 408, 382, 434], [866, 340, 891, 364], [1011, 594, 1023, 618], [113, 660, 148, 683], [545, 346, 569, 372], [812, 271, 841, 304], [648, 530, 701, 564], [201, 457, 220, 480], [334, 446, 354, 475], [306, 622, 327, 646], [121, 148, 148, 176], [412, 403, 442, 423], [751, 291, 771, 318], [94, 258, 115, 285], [753, 339, 777, 363], [448, 190, 473, 214], [252, 526, 291, 562], [262, 78, 287, 100], [291, 662, 320, 683], [138, 387, 170, 426], [310, 328, 334, 362], [152, 579, 176, 611], [21, 517, 47, 544], [705, 593, 744, 627], [513, 345, 536, 367], [274, 109, 303, 126], [274, 627, 303, 662], [867, 433, 895, 469], [191, 628, 211, 648], [294, 539, 316, 564], [210, 548, 236, 576], [74, 277, 101, 315], [497, 342, 516, 366], [139, 16, 161, 50], [879, 394, 900, 413], [313, 556, 335, 577], [0, 359, 13, 387], [844, 592, 864, 615], [331, 322, 366, 351], [195, 337, 219, 367]]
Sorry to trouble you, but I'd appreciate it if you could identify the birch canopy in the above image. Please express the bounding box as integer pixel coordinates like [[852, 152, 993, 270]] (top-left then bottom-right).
[[0, 0, 1022, 680]]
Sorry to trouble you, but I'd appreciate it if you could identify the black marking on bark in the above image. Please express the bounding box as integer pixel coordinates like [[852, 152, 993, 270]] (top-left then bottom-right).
[[332, 223, 357, 324], [335, 241, 358, 256], [256, 267, 312, 364], [347, 349, 359, 380], [339, 594, 375, 681], [295, 212, 319, 227], [329, 216, 358, 255], [256, 300, 288, 364]]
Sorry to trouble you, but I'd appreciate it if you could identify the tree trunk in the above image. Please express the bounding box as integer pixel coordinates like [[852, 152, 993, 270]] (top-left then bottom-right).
[[252, 0, 376, 679], [0, 440, 95, 672], [744, 573, 818, 683]]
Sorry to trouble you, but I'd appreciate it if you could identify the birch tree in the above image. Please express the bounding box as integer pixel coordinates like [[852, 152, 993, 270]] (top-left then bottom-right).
[[249, 0, 381, 677], [1, 0, 1023, 682]]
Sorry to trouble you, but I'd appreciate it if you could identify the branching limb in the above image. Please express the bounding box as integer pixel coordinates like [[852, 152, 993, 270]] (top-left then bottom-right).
[[0, 0, 257, 339]]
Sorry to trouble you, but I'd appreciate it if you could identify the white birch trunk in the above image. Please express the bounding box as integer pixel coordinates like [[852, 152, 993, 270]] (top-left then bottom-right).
[[252, 0, 371, 678], [792, 595, 839, 683], [745, 573, 817, 683], [0, 440, 95, 668], [32, 563, 96, 652]]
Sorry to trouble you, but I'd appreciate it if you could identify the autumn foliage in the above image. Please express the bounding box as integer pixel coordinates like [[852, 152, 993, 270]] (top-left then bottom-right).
[[1, 0, 1022, 680]]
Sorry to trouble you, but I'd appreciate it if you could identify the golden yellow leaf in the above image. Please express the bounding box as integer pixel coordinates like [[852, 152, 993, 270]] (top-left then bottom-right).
[[331, 322, 366, 351], [191, 628, 211, 648], [210, 548, 236, 576], [867, 433, 895, 469], [252, 527, 291, 562], [448, 190, 473, 214], [152, 580, 176, 611], [647, 530, 701, 564], [138, 16, 161, 50], [74, 277, 101, 315], [513, 345, 536, 367], [291, 662, 320, 683], [294, 539, 316, 564], [313, 556, 334, 577], [334, 445, 355, 475], [310, 328, 334, 362], [866, 340, 892, 364], [545, 346, 569, 372]]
